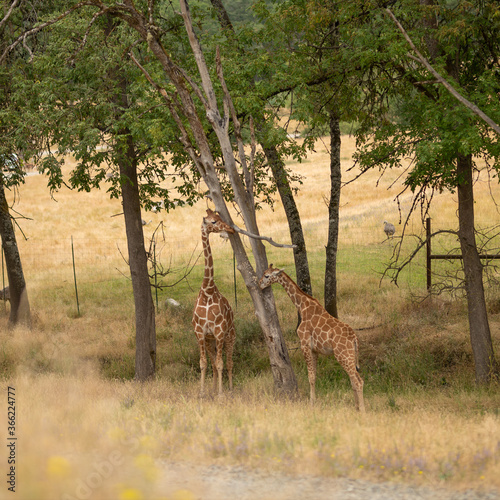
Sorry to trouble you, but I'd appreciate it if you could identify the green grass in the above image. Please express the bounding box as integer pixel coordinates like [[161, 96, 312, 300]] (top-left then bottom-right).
[[4, 238, 485, 395], [3, 233, 493, 400]]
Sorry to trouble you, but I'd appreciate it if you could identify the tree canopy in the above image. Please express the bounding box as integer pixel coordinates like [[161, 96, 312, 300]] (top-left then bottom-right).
[[2, 0, 499, 381]]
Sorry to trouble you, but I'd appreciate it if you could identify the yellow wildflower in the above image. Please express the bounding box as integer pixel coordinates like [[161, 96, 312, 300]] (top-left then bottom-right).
[[46, 456, 72, 479], [119, 487, 144, 500]]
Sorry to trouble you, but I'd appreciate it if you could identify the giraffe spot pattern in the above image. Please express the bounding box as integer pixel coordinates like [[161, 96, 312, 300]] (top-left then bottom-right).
[[192, 210, 236, 396], [258, 264, 365, 412]]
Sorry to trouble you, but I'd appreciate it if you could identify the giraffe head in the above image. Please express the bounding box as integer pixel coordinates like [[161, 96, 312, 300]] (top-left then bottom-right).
[[202, 209, 235, 236], [259, 264, 284, 289]]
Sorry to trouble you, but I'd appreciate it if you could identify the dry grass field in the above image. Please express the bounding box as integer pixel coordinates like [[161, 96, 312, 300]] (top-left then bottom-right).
[[1, 135, 500, 500]]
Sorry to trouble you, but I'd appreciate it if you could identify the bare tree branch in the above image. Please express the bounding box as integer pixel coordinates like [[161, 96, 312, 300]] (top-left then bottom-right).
[[231, 224, 297, 249], [71, 7, 107, 61], [129, 51, 207, 177], [21, 33, 33, 62], [385, 8, 500, 136], [0, 0, 20, 31], [381, 229, 457, 287], [179, 0, 218, 111], [0, 2, 99, 64], [215, 46, 253, 203], [148, 0, 154, 25], [176, 65, 209, 110], [249, 116, 256, 197], [146, 222, 201, 289]]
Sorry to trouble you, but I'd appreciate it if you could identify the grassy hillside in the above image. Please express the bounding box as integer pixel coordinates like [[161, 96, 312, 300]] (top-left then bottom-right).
[[0, 135, 499, 499]]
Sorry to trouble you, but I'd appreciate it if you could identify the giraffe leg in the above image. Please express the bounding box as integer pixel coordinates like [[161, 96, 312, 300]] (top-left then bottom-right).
[[302, 346, 317, 405], [215, 336, 225, 396], [198, 337, 208, 397], [225, 326, 235, 392], [350, 370, 365, 413], [206, 339, 218, 393], [341, 358, 365, 412]]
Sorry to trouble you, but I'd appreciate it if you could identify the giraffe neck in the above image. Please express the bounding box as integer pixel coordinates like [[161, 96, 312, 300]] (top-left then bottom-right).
[[201, 228, 216, 292], [277, 272, 308, 313]]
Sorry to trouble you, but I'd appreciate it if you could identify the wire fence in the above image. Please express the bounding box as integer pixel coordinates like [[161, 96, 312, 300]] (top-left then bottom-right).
[[0, 234, 200, 304], [2, 218, 499, 303]]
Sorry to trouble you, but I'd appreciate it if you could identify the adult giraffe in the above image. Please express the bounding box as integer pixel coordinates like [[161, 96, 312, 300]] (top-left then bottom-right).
[[259, 265, 365, 412], [192, 209, 236, 396]]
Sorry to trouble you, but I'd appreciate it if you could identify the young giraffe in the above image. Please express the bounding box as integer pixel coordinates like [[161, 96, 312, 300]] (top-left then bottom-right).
[[192, 209, 236, 396], [259, 264, 365, 412]]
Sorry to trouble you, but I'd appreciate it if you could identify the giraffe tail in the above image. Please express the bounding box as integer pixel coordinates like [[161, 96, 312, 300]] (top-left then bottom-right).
[[354, 337, 360, 372]]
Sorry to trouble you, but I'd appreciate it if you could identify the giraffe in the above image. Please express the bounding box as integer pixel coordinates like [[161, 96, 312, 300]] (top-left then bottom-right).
[[259, 264, 365, 412], [192, 209, 236, 396]]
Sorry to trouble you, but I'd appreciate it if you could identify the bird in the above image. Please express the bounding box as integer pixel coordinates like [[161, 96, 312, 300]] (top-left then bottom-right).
[[383, 221, 396, 238]]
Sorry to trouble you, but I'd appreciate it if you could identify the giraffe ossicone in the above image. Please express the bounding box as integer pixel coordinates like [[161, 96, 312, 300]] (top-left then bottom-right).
[[259, 264, 365, 412], [192, 209, 236, 397]]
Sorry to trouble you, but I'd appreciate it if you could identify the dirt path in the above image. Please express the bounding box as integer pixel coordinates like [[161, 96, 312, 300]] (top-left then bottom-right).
[[157, 462, 499, 500]]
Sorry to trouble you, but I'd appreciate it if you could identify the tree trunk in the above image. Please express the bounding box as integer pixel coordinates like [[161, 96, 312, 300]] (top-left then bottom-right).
[[456, 154, 498, 383], [208, 139, 299, 394], [102, 0, 297, 395], [418, 7, 498, 383], [263, 145, 312, 296], [102, 12, 156, 381], [0, 181, 31, 329], [107, 41, 155, 380], [118, 137, 156, 381], [178, 0, 298, 394], [324, 112, 341, 318], [208, 0, 312, 298]]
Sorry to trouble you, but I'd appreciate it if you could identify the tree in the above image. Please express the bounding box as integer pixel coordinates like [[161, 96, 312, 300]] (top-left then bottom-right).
[[30, 8, 195, 380], [0, 177, 30, 328], [0, 0, 42, 329], [350, 0, 500, 383], [52, 0, 299, 394], [106, 17, 156, 380], [118, 128, 156, 380], [208, 0, 313, 300], [178, 0, 300, 393], [0, 1, 115, 330], [253, 0, 364, 318], [203, 0, 314, 330], [324, 109, 342, 318]]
